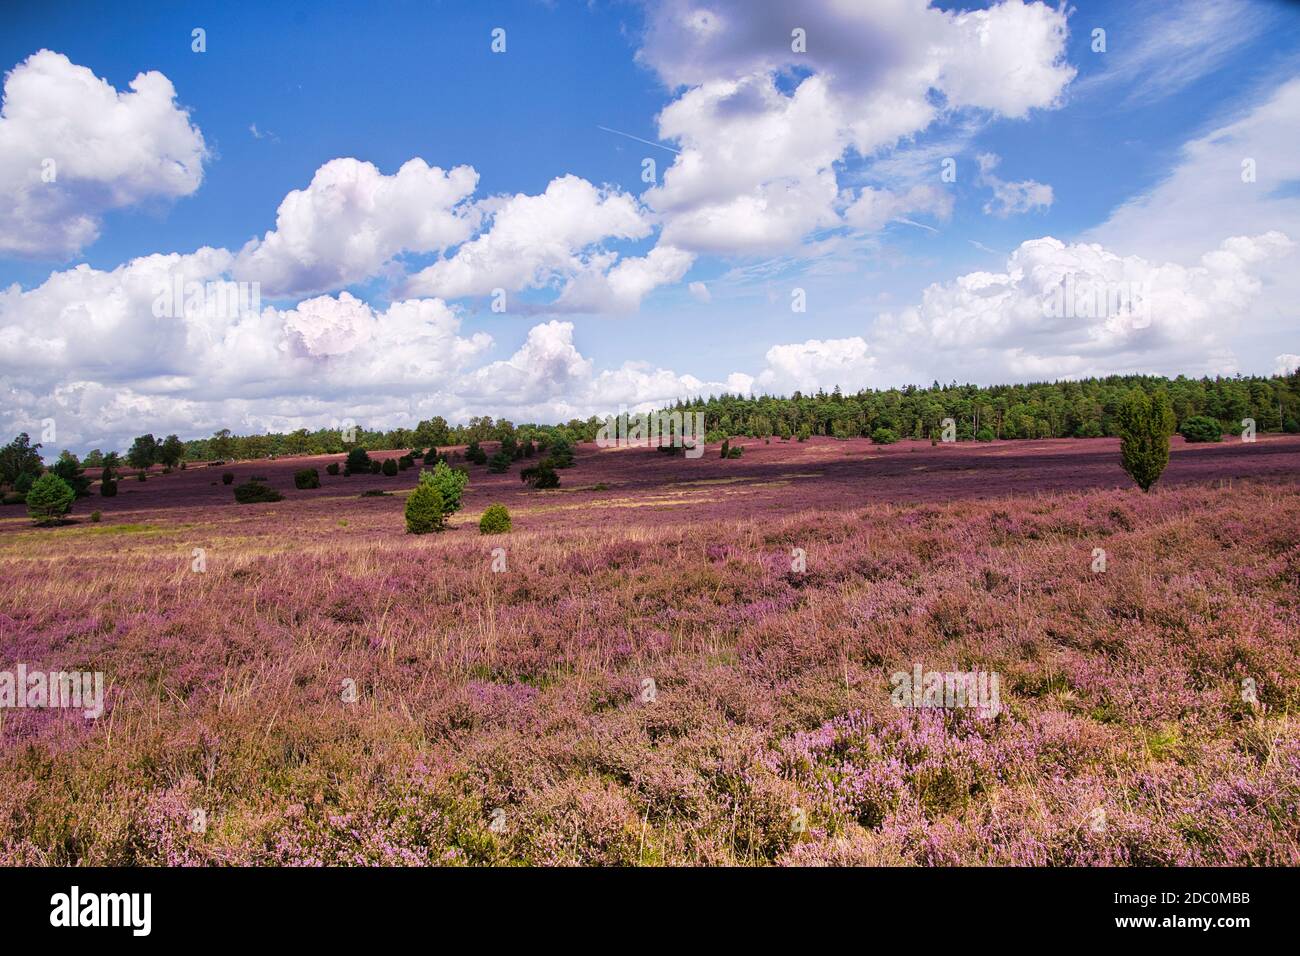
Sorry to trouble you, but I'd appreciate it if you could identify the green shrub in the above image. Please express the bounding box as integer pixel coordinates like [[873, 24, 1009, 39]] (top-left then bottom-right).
[[100, 478, 117, 497], [398, 455, 412, 470], [521, 460, 560, 489], [294, 468, 321, 489], [369, 460, 382, 474], [14, 472, 35, 494], [26, 473, 75, 525], [233, 481, 283, 504], [326, 462, 340, 476], [871, 427, 899, 445], [725, 445, 743, 459], [405, 480, 444, 534], [488, 450, 512, 473], [1117, 388, 1176, 492], [797, 424, 812, 442], [1179, 415, 1223, 443], [345, 447, 371, 474], [136, 471, 147, 482], [2, 492, 25, 505], [479, 504, 511, 534], [360, 489, 392, 497], [222, 471, 235, 485], [975, 428, 995, 442], [418, 461, 468, 515], [90, 511, 101, 523], [466, 440, 488, 465], [382, 457, 398, 477], [720, 438, 730, 459]]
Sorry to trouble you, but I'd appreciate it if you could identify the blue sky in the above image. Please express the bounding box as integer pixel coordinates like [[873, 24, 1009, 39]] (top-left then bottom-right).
[[1, 0, 1298, 451]]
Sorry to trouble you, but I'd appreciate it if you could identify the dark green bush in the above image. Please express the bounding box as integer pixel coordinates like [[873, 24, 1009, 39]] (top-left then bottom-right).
[[294, 468, 320, 489], [345, 448, 371, 474], [521, 460, 560, 489], [382, 458, 398, 477], [1118, 388, 1175, 492], [487, 450, 512, 473], [479, 504, 511, 534], [222, 471, 235, 485], [100, 478, 117, 497], [90, 511, 101, 523], [871, 427, 899, 445], [405, 480, 444, 534], [975, 428, 995, 442], [233, 481, 283, 504], [1179, 415, 1222, 443], [369, 460, 382, 474], [26, 473, 75, 525], [326, 462, 340, 476]]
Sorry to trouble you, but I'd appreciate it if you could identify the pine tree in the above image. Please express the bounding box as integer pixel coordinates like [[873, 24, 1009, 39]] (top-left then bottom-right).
[[1117, 388, 1175, 492]]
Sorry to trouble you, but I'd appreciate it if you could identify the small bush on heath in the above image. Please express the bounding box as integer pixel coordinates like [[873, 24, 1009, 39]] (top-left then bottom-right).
[[479, 504, 511, 534]]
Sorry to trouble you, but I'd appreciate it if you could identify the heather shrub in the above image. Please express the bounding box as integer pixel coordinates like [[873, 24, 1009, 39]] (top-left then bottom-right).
[[222, 471, 235, 485], [233, 481, 283, 504], [26, 473, 75, 525], [382, 458, 398, 477], [421, 461, 468, 515], [479, 504, 511, 534], [1117, 388, 1175, 492], [872, 427, 900, 445], [326, 462, 340, 476], [294, 468, 320, 489], [405, 480, 444, 534], [345, 448, 371, 473], [1179, 415, 1223, 443], [521, 460, 560, 488]]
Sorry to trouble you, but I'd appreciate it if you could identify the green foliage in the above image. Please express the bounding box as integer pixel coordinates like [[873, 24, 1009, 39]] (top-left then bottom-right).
[[398, 455, 412, 470], [326, 462, 340, 475], [404, 481, 444, 534], [548, 437, 575, 468], [465, 440, 488, 465], [51, 450, 91, 497], [369, 460, 382, 474], [158, 434, 185, 467], [1179, 415, 1223, 443], [136, 471, 147, 482], [15, 471, 34, 494], [725, 444, 743, 459], [1117, 388, 1176, 492], [294, 468, 321, 489], [720, 438, 730, 459], [488, 449, 512, 473], [521, 460, 560, 489], [871, 427, 899, 445], [382, 457, 398, 476], [421, 461, 469, 515], [26, 473, 75, 525], [222, 471, 235, 485], [479, 504, 511, 534], [797, 424, 811, 442], [127, 434, 158, 469], [90, 510, 101, 523], [975, 428, 995, 442], [233, 481, 283, 504], [0, 432, 43, 487], [1, 493, 24, 506], [100, 476, 117, 497], [345, 447, 371, 474]]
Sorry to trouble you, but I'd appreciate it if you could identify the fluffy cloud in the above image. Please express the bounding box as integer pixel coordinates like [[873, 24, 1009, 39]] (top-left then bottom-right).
[[976, 153, 1053, 217], [0, 50, 207, 258], [753, 337, 877, 395], [638, 0, 1074, 254], [234, 158, 479, 298], [403, 175, 652, 300], [874, 232, 1294, 381], [1276, 354, 1300, 376], [842, 184, 953, 231]]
